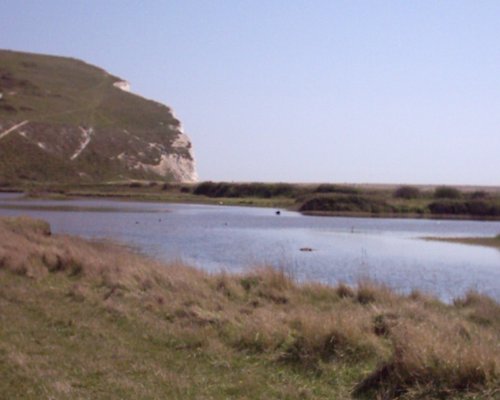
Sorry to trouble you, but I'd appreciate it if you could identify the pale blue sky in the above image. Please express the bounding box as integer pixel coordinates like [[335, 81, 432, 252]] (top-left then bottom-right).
[[1, 1, 499, 185]]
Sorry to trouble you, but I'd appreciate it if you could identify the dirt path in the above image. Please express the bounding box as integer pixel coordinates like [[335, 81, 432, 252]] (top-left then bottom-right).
[[70, 127, 93, 160], [0, 120, 29, 140]]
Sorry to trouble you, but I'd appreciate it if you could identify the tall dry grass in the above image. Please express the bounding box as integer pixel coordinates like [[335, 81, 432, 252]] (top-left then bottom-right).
[[0, 216, 498, 399]]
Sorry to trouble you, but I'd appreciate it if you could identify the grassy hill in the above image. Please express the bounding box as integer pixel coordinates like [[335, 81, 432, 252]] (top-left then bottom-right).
[[0, 216, 498, 399], [0, 49, 197, 184]]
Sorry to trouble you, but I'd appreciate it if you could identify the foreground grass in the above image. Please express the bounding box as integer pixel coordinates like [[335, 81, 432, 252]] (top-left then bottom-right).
[[0, 217, 499, 399]]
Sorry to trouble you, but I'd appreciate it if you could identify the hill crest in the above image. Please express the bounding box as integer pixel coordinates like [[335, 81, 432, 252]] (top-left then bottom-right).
[[0, 49, 198, 183]]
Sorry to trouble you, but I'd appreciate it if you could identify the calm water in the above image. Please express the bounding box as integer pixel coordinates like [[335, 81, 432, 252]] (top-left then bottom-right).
[[1, 192, 499, 301]]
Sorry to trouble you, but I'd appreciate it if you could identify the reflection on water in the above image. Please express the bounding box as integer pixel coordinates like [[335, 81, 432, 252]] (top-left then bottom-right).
[[1, 192, 499, 301]]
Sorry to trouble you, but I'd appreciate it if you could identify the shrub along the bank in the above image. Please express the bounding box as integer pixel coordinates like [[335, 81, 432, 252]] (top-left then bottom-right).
[[314, 184, 359, 194], [161, 183, 192, 193], [299, 194, 394, 214], [428, 200, 500, 217], [393, 185, 421, 199], [470, 190, 490, 200], [434, 186, 462, 199], [193, 181, 298, 198]]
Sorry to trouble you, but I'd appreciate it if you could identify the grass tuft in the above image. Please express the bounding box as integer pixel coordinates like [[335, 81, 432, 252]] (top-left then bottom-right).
[[0, 216, 498, 399]]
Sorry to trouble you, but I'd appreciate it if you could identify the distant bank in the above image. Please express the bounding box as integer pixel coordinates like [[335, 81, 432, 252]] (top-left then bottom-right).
[[2, 180, 499, 221]]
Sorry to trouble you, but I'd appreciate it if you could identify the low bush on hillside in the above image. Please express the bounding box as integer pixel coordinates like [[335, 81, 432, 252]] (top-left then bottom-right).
[[314, 184, 359, 194], [393, 185, 421, 199], [434, 186, 462, 199], [470, 190, 490, 200]]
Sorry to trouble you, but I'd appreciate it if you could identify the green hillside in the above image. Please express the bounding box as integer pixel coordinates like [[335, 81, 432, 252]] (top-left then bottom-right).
[[0, 50, 197, 184]]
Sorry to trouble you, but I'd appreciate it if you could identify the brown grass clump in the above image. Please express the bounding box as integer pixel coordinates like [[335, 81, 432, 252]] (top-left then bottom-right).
[[278, 306, 384, 366], [355, 279, 395, 305], [355, 318, 499, 398], [0, 216, 499, 399], [453, 290, 500, 328], [0, 216, 173, 290], [336, 282, 356, 299]]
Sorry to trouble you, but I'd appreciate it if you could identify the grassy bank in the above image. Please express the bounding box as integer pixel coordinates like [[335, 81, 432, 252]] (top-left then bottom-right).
[[0, 216, 499, 399], [425, 235, 500, 250], [1, 182, 296, 208], [2, 181, 499, 220]]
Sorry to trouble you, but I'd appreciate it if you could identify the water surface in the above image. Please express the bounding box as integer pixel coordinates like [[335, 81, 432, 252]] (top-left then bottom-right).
[[1, 193, 499, 301]]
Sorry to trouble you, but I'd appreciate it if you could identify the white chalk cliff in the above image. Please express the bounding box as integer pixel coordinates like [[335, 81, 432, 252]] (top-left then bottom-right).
[[111, 80, 198, 183]]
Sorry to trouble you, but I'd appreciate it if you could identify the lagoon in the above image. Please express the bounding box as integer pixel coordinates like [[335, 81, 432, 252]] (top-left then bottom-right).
[[1, 192, 499, 301]]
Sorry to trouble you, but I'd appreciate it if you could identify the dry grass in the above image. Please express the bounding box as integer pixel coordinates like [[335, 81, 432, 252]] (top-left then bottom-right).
[[425, 235, 500, 249], [0, 216, 499, 399]]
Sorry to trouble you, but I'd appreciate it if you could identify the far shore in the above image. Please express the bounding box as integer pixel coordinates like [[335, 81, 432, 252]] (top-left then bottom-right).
[[1, 180, 500, 221], [2, 191, 500, 222], [424, 235, 500, 249], [301, 210, 500, 221]]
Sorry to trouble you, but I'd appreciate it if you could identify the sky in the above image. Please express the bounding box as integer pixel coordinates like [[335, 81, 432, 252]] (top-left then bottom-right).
[[1, 1, 499, 185]]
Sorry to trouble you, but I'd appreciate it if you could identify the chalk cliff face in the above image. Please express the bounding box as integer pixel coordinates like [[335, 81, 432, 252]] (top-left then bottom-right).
[[0, 50, 198, 183]]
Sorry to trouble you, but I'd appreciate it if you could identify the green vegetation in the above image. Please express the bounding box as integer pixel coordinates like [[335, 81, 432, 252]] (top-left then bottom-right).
[[299, 194, 395, 214], [434, 186, 462, 199], [2, 181, 499, 220], [189, 182, 500, 219], [313, 184, 359, 195], [0, 216, 499, 399], [296, 185, 499, 219], [11, 181, 297, 208], [0, 49, 192, 183], [393, 185, 421, 199], [428, 200, 500, 217], [193, 181, 303, 199]]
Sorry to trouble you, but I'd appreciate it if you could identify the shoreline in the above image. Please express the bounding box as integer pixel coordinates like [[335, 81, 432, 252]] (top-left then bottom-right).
[[301, 210, 500, 221], [0, 215, 499, 399], [424, 235, 500, 249], [1, 183, 500, 221], [2, 188, 500, 222]]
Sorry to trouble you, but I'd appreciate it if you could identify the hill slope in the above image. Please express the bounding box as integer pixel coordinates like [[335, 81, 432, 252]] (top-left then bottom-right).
[[0, 50, 197, 184]]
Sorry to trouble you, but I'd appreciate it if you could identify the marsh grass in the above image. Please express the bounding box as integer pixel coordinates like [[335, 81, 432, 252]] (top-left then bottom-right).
[[0, 216, 499, 399], [5, 181, 500, 219]]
